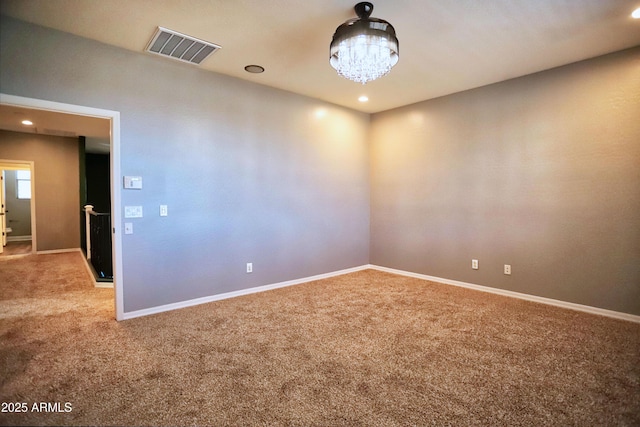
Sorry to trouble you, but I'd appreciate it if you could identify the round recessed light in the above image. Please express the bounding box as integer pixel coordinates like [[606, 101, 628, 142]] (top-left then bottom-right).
[[244, 65, 265, 73], [358, 95, 369, 102], [632, 7, 640, 18], [21, 120, 33, 126]]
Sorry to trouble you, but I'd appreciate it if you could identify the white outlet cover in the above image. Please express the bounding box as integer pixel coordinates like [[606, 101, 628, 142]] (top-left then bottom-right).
[[124, 222, 133, 234]]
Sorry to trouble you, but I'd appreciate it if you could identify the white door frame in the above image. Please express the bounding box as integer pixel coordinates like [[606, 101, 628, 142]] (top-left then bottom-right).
[[0, 170, 4, 252], [0, 93, 124, 321], [0, 160, 35, 253]]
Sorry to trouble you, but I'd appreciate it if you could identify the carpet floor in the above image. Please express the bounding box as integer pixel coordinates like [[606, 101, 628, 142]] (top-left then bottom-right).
[[1, 252, 639, 426]]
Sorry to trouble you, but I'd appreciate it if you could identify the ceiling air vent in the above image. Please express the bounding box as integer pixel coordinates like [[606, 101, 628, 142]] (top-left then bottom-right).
[[42, 128, 77, 137], [145, 27, 221, 65]]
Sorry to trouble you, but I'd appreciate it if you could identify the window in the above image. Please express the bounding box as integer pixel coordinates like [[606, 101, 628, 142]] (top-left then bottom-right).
[[16, 170, 31, 199]]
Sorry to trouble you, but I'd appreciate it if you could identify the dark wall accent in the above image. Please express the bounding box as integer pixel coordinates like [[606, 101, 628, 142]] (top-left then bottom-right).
[[85, 153, 111, 213]]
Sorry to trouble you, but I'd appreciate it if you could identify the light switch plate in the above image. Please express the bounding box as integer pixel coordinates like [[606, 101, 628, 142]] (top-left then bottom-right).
[[124, 206, 143, 218], [123, 176, 143, 189], [124, 223, 133, 234]]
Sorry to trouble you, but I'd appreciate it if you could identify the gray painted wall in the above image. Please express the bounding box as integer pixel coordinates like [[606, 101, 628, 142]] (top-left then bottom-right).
[[370, 47, 640, 315], [3, 169, 31, 237], [0, 16, 370, 312], [1, 16, 637, 316], [0, 130, 80, 251]]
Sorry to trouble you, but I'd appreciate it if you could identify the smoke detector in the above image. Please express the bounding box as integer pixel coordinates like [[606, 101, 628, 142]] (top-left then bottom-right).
[[145, 27, 221, 65]]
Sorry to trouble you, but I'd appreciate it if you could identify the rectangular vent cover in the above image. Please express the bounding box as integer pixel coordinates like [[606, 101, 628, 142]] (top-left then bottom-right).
[[42, 128, 77, 137], [145, 27, 221, 65]]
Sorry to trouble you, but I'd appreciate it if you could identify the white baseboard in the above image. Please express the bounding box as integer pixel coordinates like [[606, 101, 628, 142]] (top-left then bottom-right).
[[78, 250, 114, 289], [119, 263, 640, 323], [0, 253, 32, 260], [94, 282, 114, 289], [368, 264, 640, 324], [7, 235, 31, 242], [36, 248, 82, 255], [122, 265, 370, 320]]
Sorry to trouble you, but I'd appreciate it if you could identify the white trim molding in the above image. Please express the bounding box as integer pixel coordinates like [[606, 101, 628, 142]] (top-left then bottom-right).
[[78, 249, 115, 289], [36, 248, 82, 255], [122, 265, 370, 320], [94, 282, 114, 289], [7, 235, 32, 242], [0, 253, 32, 261], [369, 265, 640, 324]]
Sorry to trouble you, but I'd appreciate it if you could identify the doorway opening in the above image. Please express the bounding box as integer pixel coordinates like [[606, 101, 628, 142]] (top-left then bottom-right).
[[0, 160, 35, 257], [0, 93, 123, 320]]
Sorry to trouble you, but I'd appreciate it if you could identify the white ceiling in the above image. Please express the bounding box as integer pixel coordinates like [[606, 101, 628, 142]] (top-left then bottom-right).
[[1, 0, 639, 114], [0, 105, 109, 138], [0, 104, 111, 153]]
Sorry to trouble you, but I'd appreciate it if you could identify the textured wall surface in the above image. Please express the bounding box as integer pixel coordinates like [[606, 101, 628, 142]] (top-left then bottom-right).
[[0, 131, 80, 251], [0, 16, 370, 313], [1, 15, 638, 317], [370, 47, 640, 315]]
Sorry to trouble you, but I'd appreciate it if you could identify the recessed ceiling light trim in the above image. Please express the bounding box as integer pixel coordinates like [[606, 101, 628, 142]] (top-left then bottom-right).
[[146, 27, 221, 65], [244, 65, 265, 74]]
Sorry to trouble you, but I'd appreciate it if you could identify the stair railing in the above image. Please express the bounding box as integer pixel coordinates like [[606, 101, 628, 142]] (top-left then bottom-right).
[[84, 204, 113, 279]]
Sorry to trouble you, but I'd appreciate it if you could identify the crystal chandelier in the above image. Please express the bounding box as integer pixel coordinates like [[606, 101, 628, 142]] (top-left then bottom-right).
[[330, 2, 399, 84]]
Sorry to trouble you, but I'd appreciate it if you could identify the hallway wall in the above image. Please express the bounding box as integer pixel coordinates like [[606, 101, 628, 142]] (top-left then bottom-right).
[[0, 130, 81, 251]]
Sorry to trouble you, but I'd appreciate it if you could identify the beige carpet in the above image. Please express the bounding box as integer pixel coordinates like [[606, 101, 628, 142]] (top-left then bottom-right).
[[1, 252, 639, 426]]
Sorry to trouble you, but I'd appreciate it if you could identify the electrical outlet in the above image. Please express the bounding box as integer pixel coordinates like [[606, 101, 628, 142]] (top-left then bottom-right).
[[472, 259, 479, 270], [160, 205, 168, 216], [504, 264, 511, 275], [246, 263, 253, 273]]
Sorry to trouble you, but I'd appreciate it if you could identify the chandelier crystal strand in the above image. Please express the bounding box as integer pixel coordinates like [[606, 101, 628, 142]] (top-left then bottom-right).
[[334, 36, 394, 84]]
